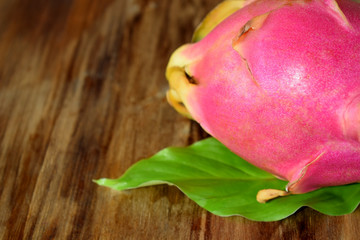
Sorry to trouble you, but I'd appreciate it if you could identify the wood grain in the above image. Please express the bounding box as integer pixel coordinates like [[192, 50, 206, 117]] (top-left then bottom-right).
[[0, 0, 359, 239]]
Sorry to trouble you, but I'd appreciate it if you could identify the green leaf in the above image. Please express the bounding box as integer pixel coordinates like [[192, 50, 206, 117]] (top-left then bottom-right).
[[95, 137, 360, 221]]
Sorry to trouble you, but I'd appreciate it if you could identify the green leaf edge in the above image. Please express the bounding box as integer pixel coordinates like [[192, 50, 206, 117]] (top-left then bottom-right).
[[94, 138, 360, 222]]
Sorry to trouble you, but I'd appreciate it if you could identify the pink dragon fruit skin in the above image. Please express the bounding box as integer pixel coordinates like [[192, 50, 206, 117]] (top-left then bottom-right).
[[166, 0, 360, 194]]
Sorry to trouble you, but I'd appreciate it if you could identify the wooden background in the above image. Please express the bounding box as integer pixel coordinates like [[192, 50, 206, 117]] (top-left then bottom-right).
[[0, 0, 359, 239]]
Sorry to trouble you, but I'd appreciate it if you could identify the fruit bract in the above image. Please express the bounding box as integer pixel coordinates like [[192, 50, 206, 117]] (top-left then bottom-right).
[[166, 0, 360, 194]]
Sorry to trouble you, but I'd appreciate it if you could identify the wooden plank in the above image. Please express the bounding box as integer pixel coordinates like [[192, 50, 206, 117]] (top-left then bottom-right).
[[0, 0, 359, 239]]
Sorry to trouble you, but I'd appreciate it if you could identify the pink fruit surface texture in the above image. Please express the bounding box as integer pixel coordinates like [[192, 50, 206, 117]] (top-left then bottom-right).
[[166, 0, 360, 194]]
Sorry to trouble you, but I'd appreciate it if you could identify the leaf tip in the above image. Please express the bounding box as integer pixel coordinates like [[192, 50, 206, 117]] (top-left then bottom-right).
[[93, 178, 107, 186]]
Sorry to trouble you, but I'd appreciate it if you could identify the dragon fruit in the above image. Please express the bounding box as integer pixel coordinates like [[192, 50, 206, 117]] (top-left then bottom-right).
[[166, 0, 360, 197]]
